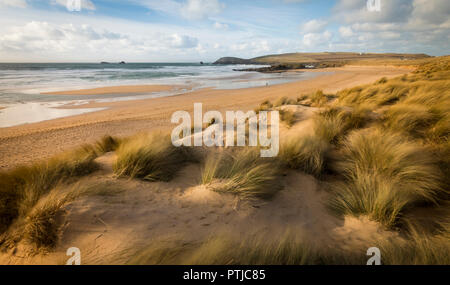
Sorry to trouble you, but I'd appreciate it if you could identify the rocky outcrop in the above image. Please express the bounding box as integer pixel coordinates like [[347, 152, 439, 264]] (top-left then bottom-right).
[[213, 57, 256, 64]]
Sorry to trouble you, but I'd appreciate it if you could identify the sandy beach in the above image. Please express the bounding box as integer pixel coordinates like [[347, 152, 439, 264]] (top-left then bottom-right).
[[43, 84, 183, 95], [0, 65, 413, 169]]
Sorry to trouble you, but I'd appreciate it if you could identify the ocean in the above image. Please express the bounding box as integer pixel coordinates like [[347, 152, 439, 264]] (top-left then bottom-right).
[[0, 62, 321, 127]]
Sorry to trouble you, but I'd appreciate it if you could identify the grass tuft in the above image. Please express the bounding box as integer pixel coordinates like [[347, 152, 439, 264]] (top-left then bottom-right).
[[279, 109, 296, 127], [312, 106, 370, 144], [5, 182, 123, 249], [274, 96, 296, 107], [128, 231, 366, 265], [201, 148, 283, 200], [328, 128, 443, 227], [94, 135, 120, 154], [114, 132, 193, 182], [383, 103, 437, 138], [0, 145, 98, 234], [280, 135, 329, 177]]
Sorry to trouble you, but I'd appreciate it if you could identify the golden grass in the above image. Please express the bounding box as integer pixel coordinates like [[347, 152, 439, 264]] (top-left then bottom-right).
[[297, 90, 330, 107], [114, 132, 193, 182], [280, 134, 329, 177], [274, 96, 296, 107], [382, 103, 437, 137], [254, 100, 273, 113], [201, 148, 283, 200], [0, 134, 125, 248], [279, 109, 296, 127], [328, 128, 443, 227], [128, 231, 366, 265], [377, 221, 450, 265], [0, 145, 98, 234], [128, 225, 450, 265], [312, 105, 370, 144], [3, 182, 123, 249], [94, 135, 120, 154]]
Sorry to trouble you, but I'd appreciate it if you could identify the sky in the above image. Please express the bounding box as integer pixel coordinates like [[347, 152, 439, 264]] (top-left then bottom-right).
[[0, 0, 449, 62]]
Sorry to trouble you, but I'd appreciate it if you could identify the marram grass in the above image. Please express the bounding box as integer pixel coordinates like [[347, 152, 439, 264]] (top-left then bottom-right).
[[201, 148, 283, 200], [114, 132, 193, 182], [328, 128, 443, 227]]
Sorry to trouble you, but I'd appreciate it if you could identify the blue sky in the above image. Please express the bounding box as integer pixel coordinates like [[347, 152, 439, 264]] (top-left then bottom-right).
[[0, 0, 449, 62]]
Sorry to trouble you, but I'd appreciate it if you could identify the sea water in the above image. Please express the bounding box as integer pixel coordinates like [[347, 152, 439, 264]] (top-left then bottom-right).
[[0, 62, 321, 127]]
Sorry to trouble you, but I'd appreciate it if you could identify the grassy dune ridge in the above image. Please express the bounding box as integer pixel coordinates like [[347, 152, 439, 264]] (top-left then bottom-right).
[[0, 57, 449, 263], [0, 136, 121, 249]]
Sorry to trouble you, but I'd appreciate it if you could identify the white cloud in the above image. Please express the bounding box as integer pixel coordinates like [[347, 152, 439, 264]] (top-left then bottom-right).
[[52, 0, 96, 11], [303, 30, 332, 47], [0, 21, 205, 61], [0, 0, 27, 8], [214, 21, 228, 30], [181, 0, 224, 20], [339, 26, 354, 37], [301, 19, 327, 33], [329, 0, 450, 55], [137, 0, 224, 20], [170, 34, 199, 48]]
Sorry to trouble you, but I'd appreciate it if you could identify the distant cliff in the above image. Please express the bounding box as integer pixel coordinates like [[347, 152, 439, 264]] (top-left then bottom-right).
[[213, 57, 257, 64], [213, 52, 432, 72]]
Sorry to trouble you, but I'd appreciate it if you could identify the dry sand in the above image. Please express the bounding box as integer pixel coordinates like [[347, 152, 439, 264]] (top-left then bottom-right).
[[0, 65, 413, 170]]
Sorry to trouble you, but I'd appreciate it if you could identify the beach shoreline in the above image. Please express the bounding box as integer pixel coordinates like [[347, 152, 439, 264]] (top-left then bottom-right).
[[43, 84, 184, 95], [0, 65, 414, 169]]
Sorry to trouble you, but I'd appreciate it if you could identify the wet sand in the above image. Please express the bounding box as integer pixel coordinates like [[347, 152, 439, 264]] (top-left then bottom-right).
[[44, 84, 182, 95], [0, 65, 414, 169]]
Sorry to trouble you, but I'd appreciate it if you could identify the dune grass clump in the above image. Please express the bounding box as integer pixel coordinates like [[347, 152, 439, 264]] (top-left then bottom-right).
[[328, 128, 443, 227], [279, 109, 296, 127], [377, 222, 450, 265], [313, 109, 348, 144], [280, 135, 329, 177], [309, 90, 329, 106], [0, 146, 98, 234], [201, 148, 283, 200], [433, 140, 450, 192], [297, 90, 329, 107], [114, 132, 192, 182], [274, 96, 296, 107], [128, 231, 366, 265], [3, 182, 123, 249], [184, 233, 316, 265], [382, 103, 437, 138], [128, 226, 450, 265], [337, 81, 411, 107], [428, 113, 450, 143], [94, 135, 120, 154], [254, 100, 273, 113], [376, 77, 388, 84], [312, 106, 371, 144]]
